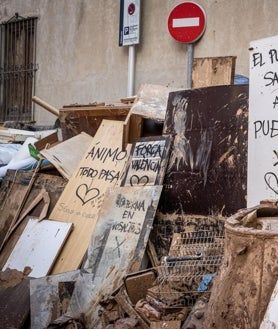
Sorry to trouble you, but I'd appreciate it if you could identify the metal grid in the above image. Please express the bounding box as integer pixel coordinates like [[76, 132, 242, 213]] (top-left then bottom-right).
[[147, 223, 225, 311]]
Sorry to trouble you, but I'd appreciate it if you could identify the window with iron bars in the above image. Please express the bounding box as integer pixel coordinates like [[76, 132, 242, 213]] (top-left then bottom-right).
[[0, 13, 38, 123]]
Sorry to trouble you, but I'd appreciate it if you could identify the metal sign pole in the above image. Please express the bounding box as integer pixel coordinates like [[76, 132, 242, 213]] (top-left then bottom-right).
[[187, 43, 194, 89], [119, 0, 140, 97], [127, 44, 135, 96]]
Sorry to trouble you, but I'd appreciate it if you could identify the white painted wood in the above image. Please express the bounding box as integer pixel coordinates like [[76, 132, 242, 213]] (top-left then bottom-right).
[[247, 35, 278, 207], [3, 218, 72, 278], [260, 280, 278, 328]]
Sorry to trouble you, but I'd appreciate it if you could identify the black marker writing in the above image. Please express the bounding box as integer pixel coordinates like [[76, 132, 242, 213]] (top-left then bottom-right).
[[131, 158, 160, 172], [86, 144, 127, 163], [115, 194, 145, 211]]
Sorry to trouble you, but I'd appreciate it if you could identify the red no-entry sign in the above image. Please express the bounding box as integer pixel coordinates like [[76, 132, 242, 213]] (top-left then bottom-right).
[[168, 2, 206, 43]]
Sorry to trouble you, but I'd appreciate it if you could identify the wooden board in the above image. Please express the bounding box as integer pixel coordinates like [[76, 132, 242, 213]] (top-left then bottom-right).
[[0, 269, 30, 329], [161, 84, 249, 216], [0, 170, 67, 269], [59, 103, 130, 140], [40, 132, 93, 180], [3, 218, 73, 278], [30, 270, 81, 329], [192, 56, 236, 88], [82, 185, 162, 328], [121, 135, 172, 186], [49, 120, 130, 274]]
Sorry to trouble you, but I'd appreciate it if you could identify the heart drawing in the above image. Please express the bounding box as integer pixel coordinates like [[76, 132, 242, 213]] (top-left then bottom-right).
[[264, 172, 278, 195], [76, 184, 100, 205], [129, 175, 150, 186]]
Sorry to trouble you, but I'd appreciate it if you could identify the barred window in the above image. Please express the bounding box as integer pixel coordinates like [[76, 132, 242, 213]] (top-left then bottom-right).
[[0, 13, 38, 122]]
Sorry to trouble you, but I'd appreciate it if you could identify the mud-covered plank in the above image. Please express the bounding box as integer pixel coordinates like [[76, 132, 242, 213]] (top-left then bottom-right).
[[161, 84, 249, 216], [30, 270, 81, 329], [59, 104, 130, 140], [0, 171, 67, 269], [0, 269, 30, 329], [82, 185, 162, 329]]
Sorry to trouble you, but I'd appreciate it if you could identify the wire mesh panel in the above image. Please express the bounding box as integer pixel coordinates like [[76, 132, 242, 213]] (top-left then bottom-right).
[[147, 216, 225, 314], [0, 14, 38, 122]]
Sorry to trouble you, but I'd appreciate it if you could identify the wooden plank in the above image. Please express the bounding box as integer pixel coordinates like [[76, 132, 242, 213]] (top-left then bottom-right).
[[82, 185, 162, 329], [124, 269, 157, 305], [121, 135, 171, 186], [34, 131, 59, 151], [192, 56, 236, 88], [0, 269, 30, 329], [49, 120, 131, 274], [161, 84, 248, 216], [0, 170, 67, 269], [3, 218, 73, 278], [59, 104, 130, 140], [40, 132, 93, 180]]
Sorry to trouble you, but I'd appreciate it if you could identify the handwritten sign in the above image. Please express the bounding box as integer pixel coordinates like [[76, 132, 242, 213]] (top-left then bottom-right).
[[121, 136, 171, 186], [49, 120, 130, 274], [84, 185, 162, 275], [82, 185, 162, 327], [247, 35, 278, 207]]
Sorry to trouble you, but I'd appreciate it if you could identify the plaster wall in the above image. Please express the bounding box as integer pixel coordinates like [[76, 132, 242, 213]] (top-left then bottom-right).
[[0, 0, 277, 125]]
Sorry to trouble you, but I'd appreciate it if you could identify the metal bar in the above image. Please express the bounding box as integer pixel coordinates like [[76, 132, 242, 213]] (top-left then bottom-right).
[[127, 45, 135, 97], [187, 43, 194, 89]]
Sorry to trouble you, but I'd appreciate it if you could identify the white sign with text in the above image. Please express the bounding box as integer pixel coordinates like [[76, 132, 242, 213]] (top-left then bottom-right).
[[248, 35, 278, 207]]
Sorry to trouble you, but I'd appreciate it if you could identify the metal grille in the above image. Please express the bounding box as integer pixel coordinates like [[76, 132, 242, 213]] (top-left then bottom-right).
[[0, 13, 38, 122], [147, 216, 225, 314]]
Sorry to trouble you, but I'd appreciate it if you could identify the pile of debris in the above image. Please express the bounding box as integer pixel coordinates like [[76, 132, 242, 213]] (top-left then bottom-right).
[[0, 57, 275, 329]]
